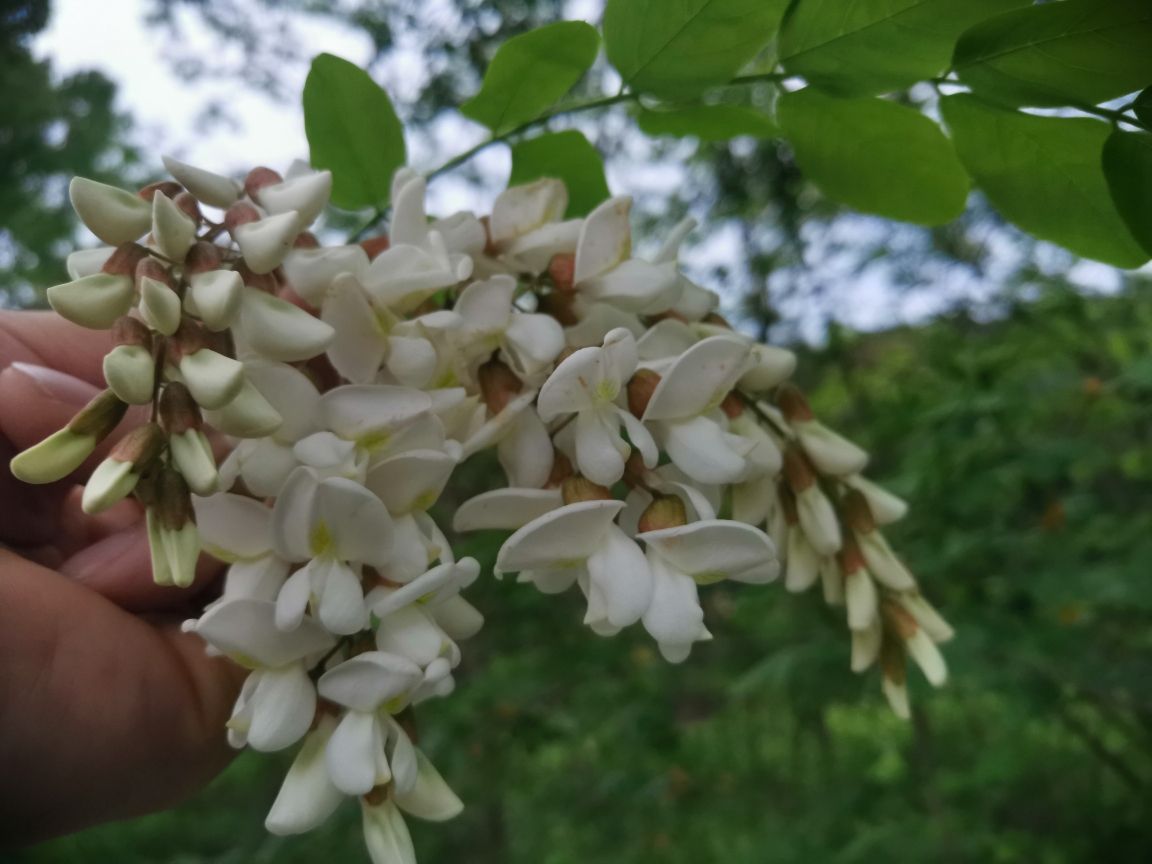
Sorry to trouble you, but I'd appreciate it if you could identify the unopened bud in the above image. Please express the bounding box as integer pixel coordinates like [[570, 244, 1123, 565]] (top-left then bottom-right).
[[159, 381, 202, 435], [69, 177, 152, 245], [179, 348, 245, 409], [547, 253, 575, 292], [148, 467, 200, 587], [776, 383, 814, 422], [169, 428, 218, 496], [138, 180, 183, 202], [203, 378, 282, 438], [184, 241, 222, 275], [139, 275, 183, 336], [152, 190, 197, 261], [223, 201, 261, 233], [478, 358, 522, 415], [47, 274, 134, 330], [561, 475, 613, 505], [837, 532, 867, 576], [638, 495, 688, 533], [545, 451, 574, 488], [174, 191, 202, 224], [135, 255, 175, 291], [82, 423, 165, 514], [781, 446, 816, 493], [777, 480, 799, 526], [103, 339, 156, 405], [186, 269, 243, 331], [235, 211, 300, 275], [881, 600, 918, 640], [244, 166, 283, 199], [15, 383, 128, 480], [627, 369, 662, 419], [841, 490, 876, 534], [101, 242, 151, 277]]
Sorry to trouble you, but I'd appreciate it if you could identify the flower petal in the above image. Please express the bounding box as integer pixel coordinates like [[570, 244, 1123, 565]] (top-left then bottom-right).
[[189, 598, 334, 667], [395, 750, 464, 822], [361, 799, 416, 864], [265, 714, 344, 835], [326, 710, 383, 796], [573, 196, 631, 284], [586, 526, 652, 628], [248, 664, 316, 752], [194, 493, 272, 561], [495, 500, 624, 575], [322, 276, 388, 384], [366, 449, 457, 516], [643, 335, 751, 421], [317, 651, 423, 713], [640, 519, 778, 585], [451, 488, 562, 532], [312, 476, 394, 566], [320, 385, 432, 443]]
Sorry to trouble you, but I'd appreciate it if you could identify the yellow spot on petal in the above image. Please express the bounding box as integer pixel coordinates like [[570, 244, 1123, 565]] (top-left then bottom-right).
[[310, 520, 334, 557]]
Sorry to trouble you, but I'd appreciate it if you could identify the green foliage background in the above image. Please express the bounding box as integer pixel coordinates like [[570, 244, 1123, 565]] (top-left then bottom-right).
[[5, 0, 1152, 861]]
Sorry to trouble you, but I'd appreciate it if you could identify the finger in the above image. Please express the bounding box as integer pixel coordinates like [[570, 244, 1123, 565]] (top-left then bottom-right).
[[0, 549, 245, 844], [0, 310, 114, 388], [58, 521, 225, 613]]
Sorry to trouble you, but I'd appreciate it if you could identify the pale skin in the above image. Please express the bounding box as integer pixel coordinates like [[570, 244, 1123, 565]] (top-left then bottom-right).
[[0, 312, 244, 845]]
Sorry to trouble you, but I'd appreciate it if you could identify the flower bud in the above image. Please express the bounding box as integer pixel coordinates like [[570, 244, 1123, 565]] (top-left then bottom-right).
[[784, 527, 819, 593], [840, 535, 877, 631], [895, 592, 954, 643], [244, 166, 283, 198], [819, 554, 844, 606], [638, 494, 687, 533], [203, 378, 282, 438], [234, 211, 301, 275], [255, 170, 332, 227], [880, 635, 910, 719], [843, 492, 915, 590], [561, 475, 613, 505], [844, 474, 907, 524], [174, 191, 203, 224], [81, 422, 165, 514], [100, 242, 150, 277], [627, 369, 661, 419], [186, 269, 243, 331], [69, 177, 152, 245], [783, 447, 841, 555], [776, 383, 814, 423], [477, 358, 522, 415], [882, 600, 947, 686], [169, 426, 218, 496], [103, 318, 156, 405], [162, 155, 241, 209], [179, 348, 245, 409], [224, 201, 261, 233], [147, 467, 200, 587], [138, 180, 183, 202], [184, 240, 223, 276], [238, 287, 335, 361], [151, 189, 197, 261], [139, 275, 183, 336], [8, 388, 127, 484], [778, 385, 867, 476], [851, 617, 881, 672], [46, 274, 135, 329]]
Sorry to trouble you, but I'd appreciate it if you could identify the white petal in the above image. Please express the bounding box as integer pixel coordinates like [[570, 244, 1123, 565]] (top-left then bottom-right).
[[272, 466, 321, 561], [851, 618, 882, 672], [504, 312, 564, 373], [240, 287, 335, 362], [103, 344, 155, 405], [366, 449, 456, 516], [897, 593, 954, 643], [282, 246, 369, 304], [636, 318, 697, 361], [248, 664, 316, 752], [246, 361, 322, 442], [190, 598, 334, 667], [431, 595, 484, 640], [643, 335, 751, 421], [367, 559, 480, 620], [579, 259, 678, 312], [883, 676, 911, 720], [312, 476, 394, 566], [66, 247, 114, 280], [585, 526, 652, 628], [265, 714, 344, 835], [187, 270, 243, 331], [322, 276, 388, 384], [326, 710, 383, 796], [395, 750, 464, 822], [320, 385, 432, 443], [362, 799, 416, 864], [796, 421, 869, 477], [47, 274, 134, 329], [317, 559, 370, 635], [256, 170, 332, 227], [491, 178, 567, 243], [236, 438, 300, 497], [497, 408, 553, 488], [640, 519, 778, 585], [907, 630, 948, 686], [385, 718, 420, 794], [503, 219, 582, 273], [69, 177, 151, 245], [275, 565, 313, 631], [662, 415, 749, 485], [846, 474, 909, 525], [454, 275, 514, 335], [389, 173, 428, 247], [536, 345, 601, 420], [375, 606, 445, 667], [452, 488, 562, 531], [784, 529, 820, 593], [162, 155, 241, 208], [180, 348, 245, 410], [797, 487, 842, 556], [495, 500, 624, 575], [151, 190, 196, 261], [194, 493, 272, 561], [846, 569, 879, 631], [641, 553, 707, 663], [740, 343, 797, 391], [222, 556, 290, 602], [573, 196, 631, 284], [574, 408, 628, 486], [235, 211, 300, 274], [385, 335, 438, 388], [317, 651, 423, 712], [859, 531, 916, 591]]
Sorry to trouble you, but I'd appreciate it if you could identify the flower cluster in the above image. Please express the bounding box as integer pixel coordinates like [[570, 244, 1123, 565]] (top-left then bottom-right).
[[10, 159, 951, 862]]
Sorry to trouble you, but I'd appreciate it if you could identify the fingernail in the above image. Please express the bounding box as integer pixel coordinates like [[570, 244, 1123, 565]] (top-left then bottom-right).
[[4, 361, 97, 405]]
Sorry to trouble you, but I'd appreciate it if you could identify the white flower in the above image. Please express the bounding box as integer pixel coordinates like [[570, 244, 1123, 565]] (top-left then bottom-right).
[[265, 712, 344, 835], [487, 178, 581, 273], [271, 470, 394, 634], [194, 492, 291, 603], [639, 520, 778, 662], [184, 598, 334, 752], [316, 652, 424, 795], [641, 335, 755, 484], [451, 275, 564, 379], [495, 500, 653, 635], [537, 327, 657, 486]]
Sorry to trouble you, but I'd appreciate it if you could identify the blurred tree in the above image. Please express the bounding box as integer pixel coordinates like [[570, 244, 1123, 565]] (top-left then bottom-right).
[[0, 0, 137, 306]]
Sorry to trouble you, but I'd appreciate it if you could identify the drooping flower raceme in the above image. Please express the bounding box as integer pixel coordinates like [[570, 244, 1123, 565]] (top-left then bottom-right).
[[9, 158, 952, 864]]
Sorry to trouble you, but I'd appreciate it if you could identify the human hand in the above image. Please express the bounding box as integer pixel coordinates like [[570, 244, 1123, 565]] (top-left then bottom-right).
[[0, 311, 243, 845]]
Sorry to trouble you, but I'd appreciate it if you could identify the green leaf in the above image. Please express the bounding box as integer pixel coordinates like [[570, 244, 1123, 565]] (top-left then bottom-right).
[[637, 104, 776, 140], [941, 94, 1148, 268], [777, 88, 968, 225], [303, 53, 405, 211], [779, 0, 1028, 96], [508, 130, 610, 217], [603, 0, 789, 98], [954, 0, 1152, 108], [1103, 130, 1152, 256], [1133, 86, 1152, 127], [460, 21, 600, 135]]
